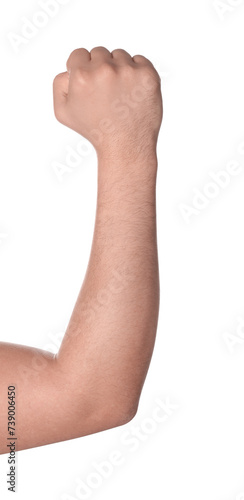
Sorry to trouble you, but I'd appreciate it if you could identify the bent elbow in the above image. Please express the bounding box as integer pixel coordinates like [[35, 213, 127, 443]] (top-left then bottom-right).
[[99, 400, 139, 431]]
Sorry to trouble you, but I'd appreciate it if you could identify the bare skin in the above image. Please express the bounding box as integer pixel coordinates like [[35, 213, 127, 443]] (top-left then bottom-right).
[[0, 47, 163, 454]]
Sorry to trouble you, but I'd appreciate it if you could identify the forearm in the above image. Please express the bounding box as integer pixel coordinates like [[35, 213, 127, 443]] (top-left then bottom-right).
[[57, 151, 160, 422]]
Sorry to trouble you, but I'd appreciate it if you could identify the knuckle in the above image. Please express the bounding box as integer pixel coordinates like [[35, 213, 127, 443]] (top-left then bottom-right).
[[53, 73, 63, 87], [139, 66, 161, 89], [66, 49, 78, 66], [135, 54, 147, 63], [68, 48, 82, 59], [91, 45, 107, 52], [97, 61, 116, 78], [120, 64, 135, 76], [133, 54, 153, 66], [71, 67, 89, 85]]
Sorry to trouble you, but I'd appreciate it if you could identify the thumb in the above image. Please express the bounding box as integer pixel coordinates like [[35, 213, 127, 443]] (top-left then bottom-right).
[[53, 71, 69, 123]]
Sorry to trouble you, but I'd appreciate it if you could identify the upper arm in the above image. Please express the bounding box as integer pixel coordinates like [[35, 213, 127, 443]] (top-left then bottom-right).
[[0, 342, 92, 453]]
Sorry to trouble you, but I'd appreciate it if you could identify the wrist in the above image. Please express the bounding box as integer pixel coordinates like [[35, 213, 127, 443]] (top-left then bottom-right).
[[97, 144, 158, 178], [96, 150, 158, 211], [98, 153, 157, 186], [96, 137, 158, 163]]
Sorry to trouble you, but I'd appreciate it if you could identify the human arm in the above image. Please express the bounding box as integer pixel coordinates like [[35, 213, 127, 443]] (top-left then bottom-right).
[[0, 46, 163, 453]]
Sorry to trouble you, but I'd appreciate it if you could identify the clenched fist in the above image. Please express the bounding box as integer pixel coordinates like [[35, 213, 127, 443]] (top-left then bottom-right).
[[53, 47, 163, 160]]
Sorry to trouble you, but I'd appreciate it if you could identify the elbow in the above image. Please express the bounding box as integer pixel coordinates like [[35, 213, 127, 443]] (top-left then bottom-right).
[[115, 404, 138, 427], [98, 399, 139, 431]]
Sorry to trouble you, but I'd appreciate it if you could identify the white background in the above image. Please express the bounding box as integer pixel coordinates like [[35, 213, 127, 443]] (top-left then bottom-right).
[[1, 0, 244, 499]]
